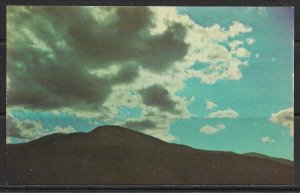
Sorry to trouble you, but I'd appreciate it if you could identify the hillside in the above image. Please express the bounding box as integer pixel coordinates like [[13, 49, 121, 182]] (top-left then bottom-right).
[[6, 125, 293, 185], [243, 152, 293, 166]]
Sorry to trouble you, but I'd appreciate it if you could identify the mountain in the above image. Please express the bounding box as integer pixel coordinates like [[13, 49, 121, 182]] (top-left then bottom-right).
[[243, 152, 293, 166], [6, 125, 293, 185]]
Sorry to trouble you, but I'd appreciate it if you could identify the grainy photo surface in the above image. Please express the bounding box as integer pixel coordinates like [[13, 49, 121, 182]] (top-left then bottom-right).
[[6, 6, 294, 185]]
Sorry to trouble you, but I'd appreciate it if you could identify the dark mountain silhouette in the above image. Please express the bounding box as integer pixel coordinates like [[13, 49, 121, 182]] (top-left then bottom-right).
[[6, 125, 293, 185], [243, 152, 293, 166]]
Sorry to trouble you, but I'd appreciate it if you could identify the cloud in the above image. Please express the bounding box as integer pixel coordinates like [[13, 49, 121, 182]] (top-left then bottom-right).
[[259, 136, 275, 143], [207, 108, 239, 118], [6, 114, 48, 142], [52, 125, 76, 134], [229, 40, 243, 50], [144, 128, 176, 142], [206, 100, 217, 110], [7, 7, 253, 141], [246, 38, 255, 45], [124, 119, 156, 131], [7, 7, 188, 115], [200, 124, 226, 135], [255, 53, 260, 58], [228, 21, 252, 37], [271, 58, 276, 62], [269, 107, 294, 136], [6, 137, 12, 144], [7, 113, 78, 142], [139, 85, 179, 113], [234, 47, 251, 57]]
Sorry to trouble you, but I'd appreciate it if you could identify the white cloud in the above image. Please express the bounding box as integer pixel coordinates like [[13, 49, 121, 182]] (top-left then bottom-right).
[[6, 137, 12, 144], [229, 40, 243, 50], [255, 53, 260, 58], [260, 136, 275, 143], [246, 38, 255, 45], [234, 47, 251, 57], [228, 21, 252, 37], [200, 124, 226, 135], [207, 108, 239, 118], [269, 107, 294, 136], [271, 58, 276, 62], [206, 100, 217, 111], [52, 125, 76, 134], [143, 128, 176, 142]]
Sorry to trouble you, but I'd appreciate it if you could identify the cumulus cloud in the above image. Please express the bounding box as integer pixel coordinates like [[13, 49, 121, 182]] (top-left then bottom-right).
[[7, 7, 253, 141], [7, 7, 189, 114], [269, 107, 294, 136], [259, 136, 275, 143], [6, 114, 48, 142], [228, 21, 252, 37], [52, 125, 76, 134], [200, 124, 226, 135], [207, 108, 239, 118], [206, 100, 217, 111]]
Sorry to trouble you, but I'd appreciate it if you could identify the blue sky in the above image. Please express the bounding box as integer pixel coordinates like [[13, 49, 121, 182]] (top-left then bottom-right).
[[7, 7, 294, 160], [171, 7, 293, 159]]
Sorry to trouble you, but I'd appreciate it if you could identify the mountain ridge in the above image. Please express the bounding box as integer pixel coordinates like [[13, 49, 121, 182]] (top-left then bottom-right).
[[6, 125, 293, 185]]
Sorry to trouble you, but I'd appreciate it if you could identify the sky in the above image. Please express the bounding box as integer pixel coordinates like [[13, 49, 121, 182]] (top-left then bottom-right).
[[6, 7, 294, 160]]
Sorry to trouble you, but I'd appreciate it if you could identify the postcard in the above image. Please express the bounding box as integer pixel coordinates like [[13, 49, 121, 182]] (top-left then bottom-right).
[[6, 6, 294, 185]]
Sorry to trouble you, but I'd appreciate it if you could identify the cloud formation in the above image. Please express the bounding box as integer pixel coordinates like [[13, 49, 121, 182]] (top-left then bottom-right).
[[139, 85, 179, 113], [269, 107, 294, 136], [6, 113, 77, 142], [6, 114, 48, 142], [206, 100, 217, 111], [259, 136, 275, 143], [7, 7, 253, 141], [52, 125, 76, 134], [207, 108, 239, 118], [200, 124, 226, 135], [124, 119, 156, 131], [246, 38, 255, 45]]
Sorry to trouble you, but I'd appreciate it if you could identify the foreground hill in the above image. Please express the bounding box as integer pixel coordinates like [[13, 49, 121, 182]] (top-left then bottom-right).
[[243, 152, 293, 166], [6, 125, 293, 185]]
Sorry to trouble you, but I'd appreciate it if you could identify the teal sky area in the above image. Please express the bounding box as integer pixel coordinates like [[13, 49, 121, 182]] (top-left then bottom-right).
[[172, 7, 294, 159], [7, 7, 294, 160]]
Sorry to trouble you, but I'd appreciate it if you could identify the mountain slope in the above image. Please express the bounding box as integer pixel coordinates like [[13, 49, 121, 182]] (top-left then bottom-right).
[[243, 152, 293, 166], [6, 125, 293, 185]]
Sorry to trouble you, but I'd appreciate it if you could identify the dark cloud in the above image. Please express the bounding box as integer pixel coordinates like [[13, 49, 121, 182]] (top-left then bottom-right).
[[139, 23, 189, 72], [7, 7, 190, 113], [112, 63, 140, 85], [124, 119, 156, 130], [139, 85, 177, 113], [7, 60, 112, 110]]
